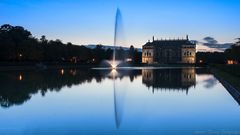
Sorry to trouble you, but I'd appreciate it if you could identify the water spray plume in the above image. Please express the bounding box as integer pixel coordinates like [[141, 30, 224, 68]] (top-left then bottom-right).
[[112, 8, 123, 69], [112, 7, 125, 129]]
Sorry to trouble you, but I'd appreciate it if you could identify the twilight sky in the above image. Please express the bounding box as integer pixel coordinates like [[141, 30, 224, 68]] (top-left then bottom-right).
[[0, 0, 240, 50]]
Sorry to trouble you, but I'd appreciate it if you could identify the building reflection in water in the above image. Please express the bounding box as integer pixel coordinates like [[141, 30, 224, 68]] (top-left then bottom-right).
[[142, 68, 196, 94], [2, 67, 240, 130], [0, 68, 215, 109], [0, 68, 213, 109], [69, 69, 77, 76]]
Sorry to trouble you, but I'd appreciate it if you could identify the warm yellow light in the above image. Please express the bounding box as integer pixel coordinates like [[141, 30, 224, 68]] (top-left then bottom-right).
[[227, 60, 234, 65], [109, 60, 119, 70], [61, 69, 64, 75], [19, 74, 23, 81], [126, 58, 132, 62], [70, 69, 77, 76], [112, 65, 116, 69], [110, 68, 117, 78]]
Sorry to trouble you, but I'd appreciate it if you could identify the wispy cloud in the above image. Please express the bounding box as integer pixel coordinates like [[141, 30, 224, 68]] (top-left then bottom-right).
[[196, 36, 233, 52]]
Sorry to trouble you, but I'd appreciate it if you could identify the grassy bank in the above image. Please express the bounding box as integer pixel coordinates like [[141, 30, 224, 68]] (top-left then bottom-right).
[[211, 64, 240, 91], [212, 64, 240, 77]]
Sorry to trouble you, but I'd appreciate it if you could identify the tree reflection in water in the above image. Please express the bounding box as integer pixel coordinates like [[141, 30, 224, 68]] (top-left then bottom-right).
[[0, 68, 211, 108], [0, 68, 141, 108]]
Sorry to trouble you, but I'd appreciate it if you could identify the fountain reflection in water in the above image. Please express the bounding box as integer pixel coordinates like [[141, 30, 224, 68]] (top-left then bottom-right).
[[92, 8, 126, 129], [110, 68, 126, 129], [112, 8, 126, 129]]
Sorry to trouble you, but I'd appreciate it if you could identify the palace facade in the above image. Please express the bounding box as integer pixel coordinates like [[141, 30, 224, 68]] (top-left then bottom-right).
[[142, 36, 196, 64]]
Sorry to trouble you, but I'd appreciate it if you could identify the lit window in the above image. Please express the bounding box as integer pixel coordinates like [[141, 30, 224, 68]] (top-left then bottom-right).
[[227, 60, 234, 65]]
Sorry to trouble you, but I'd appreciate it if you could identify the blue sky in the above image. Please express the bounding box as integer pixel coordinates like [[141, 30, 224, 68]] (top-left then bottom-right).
[[0, 0, 240, 48]]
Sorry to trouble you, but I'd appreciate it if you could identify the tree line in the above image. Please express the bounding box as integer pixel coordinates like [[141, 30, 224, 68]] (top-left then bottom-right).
[[196, 39, 240, 64], [0, 24, 142, 64], [1, 24, 239, 65], [224, 39, 240, 63]]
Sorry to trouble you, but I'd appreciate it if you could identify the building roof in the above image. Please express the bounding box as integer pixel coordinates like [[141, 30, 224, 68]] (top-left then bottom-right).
[[143, 38, 196, 47]]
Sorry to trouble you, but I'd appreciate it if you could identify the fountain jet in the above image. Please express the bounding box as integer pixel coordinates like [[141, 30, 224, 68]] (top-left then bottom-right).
[[112, 8, 126, 129], [111, 8, 124, 69]]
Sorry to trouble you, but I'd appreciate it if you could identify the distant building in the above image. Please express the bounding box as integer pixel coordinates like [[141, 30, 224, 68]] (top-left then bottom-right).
[[142, 35, 196, 64]]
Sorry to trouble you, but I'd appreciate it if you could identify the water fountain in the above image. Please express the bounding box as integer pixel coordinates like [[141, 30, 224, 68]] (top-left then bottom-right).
[[92, 8, 126, 129], [94, 7, 124, 70], [112, 8, 126, 129], [110, 7, 124, 69]]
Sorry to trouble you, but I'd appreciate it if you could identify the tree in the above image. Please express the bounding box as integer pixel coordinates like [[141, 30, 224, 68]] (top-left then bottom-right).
[[129, 45, 134, 58], [0, 24, 142, 64], [40, 35, 47, 43], [224, 38, 240, 63], [0, 24, 33, 61], [0, 24, 14, 32]]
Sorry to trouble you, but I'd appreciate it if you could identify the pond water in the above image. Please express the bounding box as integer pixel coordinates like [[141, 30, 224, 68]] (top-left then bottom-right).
[[0, 67, 240, 135]]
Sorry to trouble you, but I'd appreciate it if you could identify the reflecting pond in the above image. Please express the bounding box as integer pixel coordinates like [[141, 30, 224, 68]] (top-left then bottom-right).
[[0, 67, 240, 135]]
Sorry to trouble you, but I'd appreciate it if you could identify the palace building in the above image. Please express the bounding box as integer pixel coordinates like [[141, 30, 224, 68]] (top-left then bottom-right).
[[142, 35, 196, 64]]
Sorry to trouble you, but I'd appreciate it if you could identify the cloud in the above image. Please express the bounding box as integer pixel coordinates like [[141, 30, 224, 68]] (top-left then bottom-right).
[[203, 37, 218, 44], [203, 77, 218, 88], [196, 36, 233, 52]]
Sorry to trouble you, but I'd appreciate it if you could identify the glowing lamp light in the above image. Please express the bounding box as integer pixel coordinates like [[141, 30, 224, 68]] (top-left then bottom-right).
[[112, 65, 116, 69], [126, 58, 132, 62], [111, 63, 117, 70], [108, 60, 119, 70], [60, 69, 64, 75], [19, 74, 23, 81], [227, 60, 234, 65]]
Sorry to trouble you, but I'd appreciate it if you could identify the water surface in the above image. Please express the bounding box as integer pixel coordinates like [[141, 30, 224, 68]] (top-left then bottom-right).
[[0, 67, 239, 135]]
